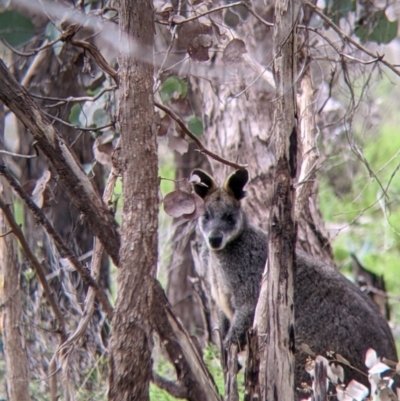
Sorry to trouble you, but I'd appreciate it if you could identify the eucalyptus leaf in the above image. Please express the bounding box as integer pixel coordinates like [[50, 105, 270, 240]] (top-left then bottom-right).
[[160, 76, 187, 103], [69, 104, 82, 125], [188, 115, 203, 137], [356, 10, 398, 44], [0, 10, 35, 47], [93, 108, 110, 128]]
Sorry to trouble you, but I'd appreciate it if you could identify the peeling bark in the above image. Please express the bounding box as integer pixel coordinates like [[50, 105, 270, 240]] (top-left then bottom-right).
[[253, 1, 299, 399]]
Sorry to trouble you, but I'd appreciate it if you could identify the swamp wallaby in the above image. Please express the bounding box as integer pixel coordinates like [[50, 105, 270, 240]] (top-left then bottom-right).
[[192, 168, 398, 397]]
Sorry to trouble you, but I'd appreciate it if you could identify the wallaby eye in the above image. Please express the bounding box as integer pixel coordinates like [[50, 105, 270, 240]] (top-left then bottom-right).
[[223, 213, 235, 225], [203, 212, 210, 221]]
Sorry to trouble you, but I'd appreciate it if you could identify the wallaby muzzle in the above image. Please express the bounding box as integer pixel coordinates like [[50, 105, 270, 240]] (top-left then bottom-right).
[[208, 232, 223, 249]]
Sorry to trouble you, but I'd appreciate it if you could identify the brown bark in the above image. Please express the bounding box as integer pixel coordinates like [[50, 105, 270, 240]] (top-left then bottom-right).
[[0, 108, 31, 401], [0, 59, 120, 265], [253, 0, 299, 399], [108, 0, 157, 399]]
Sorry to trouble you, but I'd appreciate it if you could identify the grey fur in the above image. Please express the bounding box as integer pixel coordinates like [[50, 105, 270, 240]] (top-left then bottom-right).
[[193, 169, 398, 396]]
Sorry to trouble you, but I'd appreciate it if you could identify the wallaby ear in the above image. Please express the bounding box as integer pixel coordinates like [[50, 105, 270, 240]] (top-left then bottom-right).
[[223, 169, 249, 200], [191, 169, 218, 199]]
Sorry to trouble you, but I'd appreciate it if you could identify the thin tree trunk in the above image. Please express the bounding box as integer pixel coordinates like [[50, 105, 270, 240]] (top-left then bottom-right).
[[108, 0, 157, 399], [0, 106, 30, 401], [254, 0, 299, 399]]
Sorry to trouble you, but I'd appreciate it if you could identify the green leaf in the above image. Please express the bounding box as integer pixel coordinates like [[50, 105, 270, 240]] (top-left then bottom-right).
[[356, 11, 398, 44], [369, 11, 398, 44], [0, 10, 35, 47], [188, 115, 203, 137], [69, 104, 81, 125], [160, 77, 187, 103], [93, 108, 110, 127], [327, 0, 355, 24]]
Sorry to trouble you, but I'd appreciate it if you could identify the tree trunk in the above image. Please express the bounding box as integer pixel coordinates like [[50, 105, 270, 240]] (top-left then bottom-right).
[[108, 1, 157, 399], [254, 0, 299, 399], [0, 106, 31, 401]]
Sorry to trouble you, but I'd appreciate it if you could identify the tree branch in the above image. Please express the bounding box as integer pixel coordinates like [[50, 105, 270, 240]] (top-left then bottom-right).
[[0, 197, 68, 342], [0, 164, 114, 317], [303, 1, 400, 78], [155, 102, 247, 170], [0, 59, 121, 266]]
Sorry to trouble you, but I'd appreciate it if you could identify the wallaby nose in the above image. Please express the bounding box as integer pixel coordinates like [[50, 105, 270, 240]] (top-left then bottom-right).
[[209, 234, 223, 249]]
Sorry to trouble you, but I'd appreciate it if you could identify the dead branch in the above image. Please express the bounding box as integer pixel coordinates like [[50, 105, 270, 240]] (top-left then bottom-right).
[[155, 102, 247, 170], [43, 110, 114, 132], [1, 37, 63, 57], [58, 158, 120, 354], [0, 197, 68, 342], [43, 85, 117, 108], [303, 2, 400, 78], [224, 344, 239, 401], [0, 164, 114, 316], [157, 1, 273, 29], [152, 281, 222, 401], [0, 59, 121, 266]]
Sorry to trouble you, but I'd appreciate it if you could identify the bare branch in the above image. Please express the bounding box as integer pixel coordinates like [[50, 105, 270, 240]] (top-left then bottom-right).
[[159, 1, 273, 28], [43, 110, 114, 132], [0, 149, 37, 158], [44, 85, 117, 108], [58, 156, 120, 354], [154, 102, 247, 170], [303, 2, 400, 78], [0, 164, 114, 316], [0, 197, 68, 342], [0, 59, 121, 266], [1, 36, 63, 57]]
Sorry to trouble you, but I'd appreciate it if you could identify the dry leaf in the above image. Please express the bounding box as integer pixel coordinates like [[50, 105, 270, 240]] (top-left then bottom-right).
[[168, 133, 189, 155], [183, 193, 205, 220], [223, 38, 247, 65], [31, 170, 51, 208], [93, 132, 115, 166], [164, 189, 196, 218], [188, 34, 212, 61]]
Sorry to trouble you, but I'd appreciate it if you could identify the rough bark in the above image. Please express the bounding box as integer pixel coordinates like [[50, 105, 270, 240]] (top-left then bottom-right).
[[108, 1, 157, 399], [253, 0, 299, 399], [0, 59, 120, 265], [0, 107, 31, 401]]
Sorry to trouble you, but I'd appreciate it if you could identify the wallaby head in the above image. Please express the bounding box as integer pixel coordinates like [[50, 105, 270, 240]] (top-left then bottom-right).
[[192, 169, 249, 251]]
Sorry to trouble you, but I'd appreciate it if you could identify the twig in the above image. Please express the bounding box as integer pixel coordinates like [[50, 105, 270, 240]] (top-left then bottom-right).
[[303, 2, 400, 78], [160, 1, 273, 28], [0, 164, 114, 316], [0, 197, 68, 342], [154, 102, 247, 170], [1, 37, 62, 57], [44, 85, 117, 108], [43, 110, 114, 132], [58, 154, 120, 354], [0, 149, 37, 158]]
